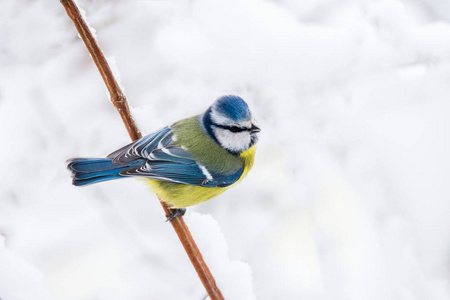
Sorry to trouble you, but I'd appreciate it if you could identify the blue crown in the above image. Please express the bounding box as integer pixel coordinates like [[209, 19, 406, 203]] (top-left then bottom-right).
[[213, 95, 251, 121]]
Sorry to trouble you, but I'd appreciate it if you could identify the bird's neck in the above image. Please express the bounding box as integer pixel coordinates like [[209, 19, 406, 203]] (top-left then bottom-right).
[[240, 145, 256, 170], [201, 109, 220, 145]]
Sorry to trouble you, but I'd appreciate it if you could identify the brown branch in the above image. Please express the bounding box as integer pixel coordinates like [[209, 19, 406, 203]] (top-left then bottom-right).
[[60, 1, 224, 299], [61, 0, 141, 141]]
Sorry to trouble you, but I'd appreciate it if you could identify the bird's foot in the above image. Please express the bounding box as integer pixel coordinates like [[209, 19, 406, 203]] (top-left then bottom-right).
[[166, 208, 186, 222]]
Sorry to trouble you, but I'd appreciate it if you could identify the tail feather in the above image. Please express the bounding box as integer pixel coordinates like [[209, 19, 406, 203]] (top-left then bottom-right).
[[67, 158, 145, 186]]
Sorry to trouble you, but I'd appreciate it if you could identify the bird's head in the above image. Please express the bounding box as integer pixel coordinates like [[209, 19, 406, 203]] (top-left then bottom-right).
[[203, 95, 260, 154]]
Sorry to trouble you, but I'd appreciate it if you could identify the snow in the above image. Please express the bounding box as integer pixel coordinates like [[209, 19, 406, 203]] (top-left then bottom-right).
[[1, 0, 450, 299]]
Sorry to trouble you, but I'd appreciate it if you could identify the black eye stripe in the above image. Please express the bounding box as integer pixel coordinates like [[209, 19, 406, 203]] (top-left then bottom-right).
[[211, 123, 248, 132], [229, 126, 244, 133]]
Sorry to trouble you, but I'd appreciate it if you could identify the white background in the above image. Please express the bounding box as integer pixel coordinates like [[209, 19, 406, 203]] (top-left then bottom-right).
[[1, 0, 449, 299]]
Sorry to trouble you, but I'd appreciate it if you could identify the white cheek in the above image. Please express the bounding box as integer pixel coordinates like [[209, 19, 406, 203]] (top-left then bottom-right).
[[214, 128, 251, 153]]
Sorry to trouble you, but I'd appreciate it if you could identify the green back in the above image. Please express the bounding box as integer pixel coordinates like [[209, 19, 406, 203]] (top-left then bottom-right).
[[171, 116, 243, 175]]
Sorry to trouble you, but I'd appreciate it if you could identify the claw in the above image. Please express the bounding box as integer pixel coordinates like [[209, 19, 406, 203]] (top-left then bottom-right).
[[166, 208, 186, 222]]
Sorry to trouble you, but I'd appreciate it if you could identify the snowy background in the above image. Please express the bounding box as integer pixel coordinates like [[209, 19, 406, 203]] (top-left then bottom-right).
[[1, 0, 450, 299]]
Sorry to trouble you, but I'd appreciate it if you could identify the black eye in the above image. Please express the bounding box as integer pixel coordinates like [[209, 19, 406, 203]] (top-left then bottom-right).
[[229, 126, 243, 132], [210, 122, 246, 132]]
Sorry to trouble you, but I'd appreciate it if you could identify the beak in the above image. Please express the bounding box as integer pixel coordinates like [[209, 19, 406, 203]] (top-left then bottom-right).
[[250, 124, 261, 133]]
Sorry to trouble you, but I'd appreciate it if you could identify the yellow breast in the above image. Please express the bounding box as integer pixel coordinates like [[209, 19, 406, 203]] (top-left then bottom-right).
[[143, 145, 257, 208]]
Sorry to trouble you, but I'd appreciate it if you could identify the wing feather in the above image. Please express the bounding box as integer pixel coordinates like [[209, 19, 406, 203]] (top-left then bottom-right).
[[107, 126, 243, 187], [107, 127, 172, 164]]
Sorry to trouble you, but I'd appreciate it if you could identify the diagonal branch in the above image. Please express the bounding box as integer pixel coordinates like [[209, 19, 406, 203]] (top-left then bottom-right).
[[60, 1, 224, 299], [61, 0, 141, 141]]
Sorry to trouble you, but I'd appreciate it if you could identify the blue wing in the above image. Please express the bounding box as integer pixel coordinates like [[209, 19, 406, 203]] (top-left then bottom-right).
[[106, 126, 172, 164], [107, 126, 243, 187]]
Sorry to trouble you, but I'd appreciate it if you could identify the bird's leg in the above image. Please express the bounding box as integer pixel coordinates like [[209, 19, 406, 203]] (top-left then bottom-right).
[[166, 208, 186, 222]]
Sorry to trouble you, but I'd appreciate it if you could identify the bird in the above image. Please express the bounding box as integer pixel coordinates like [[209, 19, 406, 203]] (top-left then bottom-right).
[[67, 95, 260, 221]]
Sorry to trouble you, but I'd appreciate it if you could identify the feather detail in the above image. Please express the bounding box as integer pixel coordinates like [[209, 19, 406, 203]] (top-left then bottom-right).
[[67, 158, 145, 186]]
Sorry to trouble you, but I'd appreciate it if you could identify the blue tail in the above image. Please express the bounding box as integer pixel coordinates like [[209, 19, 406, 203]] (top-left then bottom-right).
[[67, 158, 145, 186]]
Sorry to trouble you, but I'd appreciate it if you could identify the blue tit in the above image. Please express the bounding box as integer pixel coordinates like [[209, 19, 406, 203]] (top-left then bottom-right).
[[67, 95, 260, 217]]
